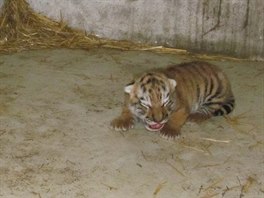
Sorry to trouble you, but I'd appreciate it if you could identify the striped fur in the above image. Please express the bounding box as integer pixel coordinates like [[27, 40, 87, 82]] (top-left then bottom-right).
[[163, 61, 235, 117], [111, 61, 235, 139]]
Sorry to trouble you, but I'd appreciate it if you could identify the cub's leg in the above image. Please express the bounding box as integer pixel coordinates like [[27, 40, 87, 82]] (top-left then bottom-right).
[[160, 108, 189, 139], [188, 112, 212, 123], [110, 95, 134, 131]]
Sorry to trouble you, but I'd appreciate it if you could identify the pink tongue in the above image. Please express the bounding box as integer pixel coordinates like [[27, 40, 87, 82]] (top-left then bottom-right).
[[150, 123, 163, 129]]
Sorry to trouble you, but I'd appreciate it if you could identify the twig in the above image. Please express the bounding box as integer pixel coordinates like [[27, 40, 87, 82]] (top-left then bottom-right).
[[200, 137, 230, 143], [101, 182, 118, 191], [141, 151, 148, 161], [200, 192, 219, 198], [198, 185, 203, 195], [221, 185, 240, 197], [182, 145, 207, 154], [0, 130, 7, 136], [237, 177, 244, 198], [204, 178, 223, 192], [153, 181, 167, 197], [194, 156, 231, 169], [166, 161, 186, 177], [118, 131, 125, 137], [240, 176, 256, 197]]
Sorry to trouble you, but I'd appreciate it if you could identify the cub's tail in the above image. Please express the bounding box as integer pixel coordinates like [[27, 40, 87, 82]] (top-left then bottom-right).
[[213, 98, 235, 116]]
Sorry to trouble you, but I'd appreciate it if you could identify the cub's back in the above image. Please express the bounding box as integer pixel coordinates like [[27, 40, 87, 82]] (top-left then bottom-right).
[[162, 61, 233, 110]]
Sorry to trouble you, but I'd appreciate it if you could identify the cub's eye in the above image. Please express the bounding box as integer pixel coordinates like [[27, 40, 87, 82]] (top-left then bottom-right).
[[162, 97, 170, 107], [139, 97, 150, 108], [162, 93, 170, 106]]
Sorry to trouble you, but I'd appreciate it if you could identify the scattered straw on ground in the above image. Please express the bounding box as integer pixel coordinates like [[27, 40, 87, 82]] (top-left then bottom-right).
[[224, 113, 257, 135]]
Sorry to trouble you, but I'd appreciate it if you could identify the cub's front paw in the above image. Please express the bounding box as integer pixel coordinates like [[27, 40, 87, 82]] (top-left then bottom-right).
[[110, 117, 134, 132], [160, 124, 181, 140]]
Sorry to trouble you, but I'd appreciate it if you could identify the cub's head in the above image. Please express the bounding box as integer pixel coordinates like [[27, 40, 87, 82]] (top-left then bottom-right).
[[125, 72, 177, 131]]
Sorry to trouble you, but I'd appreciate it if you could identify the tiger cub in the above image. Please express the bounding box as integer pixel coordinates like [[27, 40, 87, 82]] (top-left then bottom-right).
[[111, 61, 235, 139]]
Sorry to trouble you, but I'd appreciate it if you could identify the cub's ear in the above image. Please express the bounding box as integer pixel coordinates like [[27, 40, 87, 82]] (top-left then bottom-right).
[[168, 79, 177, 89], [124, 81, 135, 94]]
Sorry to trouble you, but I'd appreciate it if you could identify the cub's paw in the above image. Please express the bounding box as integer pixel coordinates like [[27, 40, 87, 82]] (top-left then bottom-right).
[[160, 124, 181, 140], [110, 117, 134, 132]]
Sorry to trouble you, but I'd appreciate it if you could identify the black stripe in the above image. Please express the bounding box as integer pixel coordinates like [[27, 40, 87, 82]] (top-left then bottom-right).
[[142, 86, 146, 93], [196, 85, 200, 102], [223, 104, 232, 114], [213, 110, 224, 116], [204, 101, 223, 106], [194, 65, 209, 102], [126, 81, 135, 86], [207, 91, 221, 102], [200, 67, 210, 99], [191, 66, 206, 98], [151, 78, 159, 85], [182, 66, 198, 100], [206, 78, 214, 100], [228, 101, 235, 108], [146, 78, 151, 84], [207, 73, 225, 102], [203, 79, 208, 99], [184, 66, 201, 102]]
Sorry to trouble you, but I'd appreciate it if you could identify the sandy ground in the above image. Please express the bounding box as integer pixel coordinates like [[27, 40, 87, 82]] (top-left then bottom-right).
[[0, 48, 263, 198]]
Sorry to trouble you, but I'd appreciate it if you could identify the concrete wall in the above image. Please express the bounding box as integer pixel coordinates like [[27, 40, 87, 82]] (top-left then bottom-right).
[[1, 0, 263, 60], [0, 0, 3, 13]]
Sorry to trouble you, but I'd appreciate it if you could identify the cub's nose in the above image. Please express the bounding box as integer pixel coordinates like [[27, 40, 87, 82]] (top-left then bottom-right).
[[152, 107, 168, 123], [153, 113, 164, 123]]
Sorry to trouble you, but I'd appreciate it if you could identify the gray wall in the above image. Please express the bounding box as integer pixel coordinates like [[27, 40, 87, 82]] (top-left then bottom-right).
[[0, 0, 3, 13], [1, 0, 264, 60]]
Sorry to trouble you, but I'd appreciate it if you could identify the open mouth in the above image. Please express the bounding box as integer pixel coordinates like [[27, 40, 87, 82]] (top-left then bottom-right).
[[145, 123, 165, 132]]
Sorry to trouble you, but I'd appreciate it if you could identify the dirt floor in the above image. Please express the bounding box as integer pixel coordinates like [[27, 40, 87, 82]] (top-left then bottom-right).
[[0, 48, 263, 198]]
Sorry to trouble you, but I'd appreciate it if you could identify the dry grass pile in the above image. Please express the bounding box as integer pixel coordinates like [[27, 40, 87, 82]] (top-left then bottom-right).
[[0, 0, 151, 53]]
